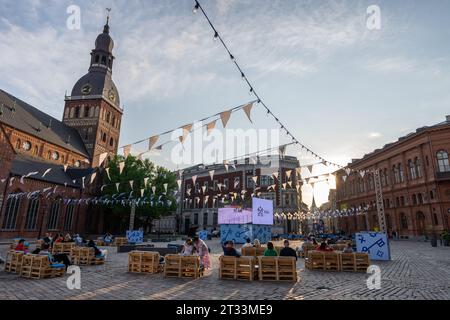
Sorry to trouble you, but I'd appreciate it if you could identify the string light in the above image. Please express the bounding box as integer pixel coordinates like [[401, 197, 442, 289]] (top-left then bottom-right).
[[213, 31, 219, 41], [192, 0, 347, 170], [193, 1, 199, 13]]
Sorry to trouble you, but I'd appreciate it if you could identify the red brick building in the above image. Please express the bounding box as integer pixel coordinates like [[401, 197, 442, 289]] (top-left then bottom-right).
[[335, 116, 450, 239], [0, 19, 122, 239]]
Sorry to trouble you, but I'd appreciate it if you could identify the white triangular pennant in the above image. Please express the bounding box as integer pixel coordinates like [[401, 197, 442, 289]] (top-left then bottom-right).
[[209, 170, 215, 181], [148, 136, 159, 150], [192, 175, 197, 185], [119, 162, 125, 174], [99, 152, 108, 167], [42, 168, 51, 178], [90, 172, 97, 184], [206, 120, 216, 135]]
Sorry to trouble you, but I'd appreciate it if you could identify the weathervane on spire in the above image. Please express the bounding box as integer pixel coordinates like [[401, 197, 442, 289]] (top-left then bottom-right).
[[106, 8, 111, 25]]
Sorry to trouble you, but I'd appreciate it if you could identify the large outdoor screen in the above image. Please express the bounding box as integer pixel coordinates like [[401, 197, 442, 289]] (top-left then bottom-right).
[[252, 197, 274, 225], [218, 206, 252, 225]]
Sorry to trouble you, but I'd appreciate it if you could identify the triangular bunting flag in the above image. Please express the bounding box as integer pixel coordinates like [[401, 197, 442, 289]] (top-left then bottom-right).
[[345, 168, 351, 176], [209, 170, 215, 181], [144, 177, 149, 187], [220, 110, 232, 128], [342, 175, 347, 182], [42, 168, 51, 178], [252, 176, 258, 185], [148, 136, 159, 150], [99, 152, 108, 167], [119, 162, 125, 175], [129, 181, 134, 190], [206, 120, 216, 135], [90, 172, 97, 184], [202, 186, 206, 194], [164, 183, 168, 194], [243, 102, 254, 123], [116, 183, 120, 192], [63, 164, 68, 172], [192, 175, 197, 185], [272, 172, 279, 180], [152, 186, 156, 194], [359, 170, 366, 178], [177, 179, 182, 189], [123, 145, 132, 158]]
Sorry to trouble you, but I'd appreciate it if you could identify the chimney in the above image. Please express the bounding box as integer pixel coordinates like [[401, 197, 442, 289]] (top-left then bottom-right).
[[446, 115, 450, 123]]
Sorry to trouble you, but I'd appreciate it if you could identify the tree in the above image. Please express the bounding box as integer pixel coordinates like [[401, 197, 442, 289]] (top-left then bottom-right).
[[100, 155, 178, 233]]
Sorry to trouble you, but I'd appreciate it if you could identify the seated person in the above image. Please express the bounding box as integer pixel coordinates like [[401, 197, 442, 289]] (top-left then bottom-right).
[[253, 239, 262, 248], [222, 241, 241, 257], [42, 233, 52, 245], [181, 238, 197, 256], [74, 234, 83, 246], [263, 242, 278, 256], [103, 233, 113, 245], [14, 239, 29, 253], [316, 242, 333, 252], [242, 238, 253, 248], [39, 243, 71, 270], [63, 234, 74, 243], [87, 240, 105, 258], [342, 243, 354, 253], [279, 240, 297, 260]]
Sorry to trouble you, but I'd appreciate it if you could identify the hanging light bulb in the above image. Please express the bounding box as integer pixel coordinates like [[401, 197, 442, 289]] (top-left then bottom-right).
[[213, 31, 219, 41], [230, 54, 235, 62], [241, 72, 246, 81], [249, 87, 254, 95], [193, 2, 200, 13]]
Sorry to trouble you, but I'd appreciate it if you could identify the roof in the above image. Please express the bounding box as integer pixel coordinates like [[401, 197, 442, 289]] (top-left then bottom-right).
[[10, 154, 94, 188], [0, 89, 89, 157], [350, 116, 450, 167]]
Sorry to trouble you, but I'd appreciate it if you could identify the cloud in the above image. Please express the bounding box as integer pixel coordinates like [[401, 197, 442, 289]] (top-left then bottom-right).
[[368, 132, 382, 138], [364, 57, 416, 73]]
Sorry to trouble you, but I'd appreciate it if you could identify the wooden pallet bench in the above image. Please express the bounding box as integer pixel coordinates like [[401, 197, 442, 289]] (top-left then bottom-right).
[[219, 256, 257, 281], [163, 255, 203, 279], [52, 242, 75, 255], [4, 251, 25, 273], [128, 251, 162, 274], [306, 251, 370, 272], [70, 247, 105, 266], [258, 256, 297, 282], [20, 255, 65, 279]]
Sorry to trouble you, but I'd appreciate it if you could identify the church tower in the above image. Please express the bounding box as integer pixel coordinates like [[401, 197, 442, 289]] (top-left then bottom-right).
[[63, 15, 122, 167]]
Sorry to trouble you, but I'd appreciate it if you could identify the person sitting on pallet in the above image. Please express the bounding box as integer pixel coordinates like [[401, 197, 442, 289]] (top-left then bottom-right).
[[242, 238, 253, 248], [222, 240, 241, 257], [316, 242, 334, 252], [103, 233, 113, 245], [279, 240, 297, 261], [14, 239, 30, 253], [253, 239, 262, 248], [39, 243, 71, 271], [88, 240, 107, 259], [181, 238, 197, 256], [342, 243, 354, 253], [263, 242, 278, 256]]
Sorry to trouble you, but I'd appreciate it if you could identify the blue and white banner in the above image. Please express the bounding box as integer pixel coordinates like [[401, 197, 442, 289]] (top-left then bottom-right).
[[356, 232, 390, 261], [126, 230, 144, 244], [252, 197, 274, 225]]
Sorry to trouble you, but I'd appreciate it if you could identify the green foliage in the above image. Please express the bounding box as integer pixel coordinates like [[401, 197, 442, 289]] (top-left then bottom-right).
[[101, 155, 178, 230]]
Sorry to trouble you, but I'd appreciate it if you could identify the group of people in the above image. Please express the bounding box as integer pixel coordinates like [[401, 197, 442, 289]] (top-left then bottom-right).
[[180, 236, 211, 269], [6, 233, 109, 271], [299, 236, 354, 254], [222, 238, 298, 260]]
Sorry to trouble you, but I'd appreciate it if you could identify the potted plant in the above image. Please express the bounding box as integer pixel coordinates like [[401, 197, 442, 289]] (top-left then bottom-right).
[[442, 232, 450, 247]]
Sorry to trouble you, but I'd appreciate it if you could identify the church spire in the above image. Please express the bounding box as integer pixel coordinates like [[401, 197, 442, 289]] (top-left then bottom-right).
[[103, 8, 111, 34]]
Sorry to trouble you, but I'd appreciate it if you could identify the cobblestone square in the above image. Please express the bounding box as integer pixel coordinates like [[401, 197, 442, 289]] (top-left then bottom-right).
[[1, 240, 449, 300]]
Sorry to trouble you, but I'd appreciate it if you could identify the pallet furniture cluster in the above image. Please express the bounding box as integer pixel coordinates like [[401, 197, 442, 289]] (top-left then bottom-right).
[[241, 246, 266, 257], [219, 256, 258, 281], [4, 251, 25, 273], [52, 242, 75, 255], [19, 255, 65, 279], [219, 256, 297, 282], [70, 247, 105, 266], [305, 251, 370, 272], [128, 251, 162, 274], [163, 255, 203, 279], [113, 237, 128, 247]]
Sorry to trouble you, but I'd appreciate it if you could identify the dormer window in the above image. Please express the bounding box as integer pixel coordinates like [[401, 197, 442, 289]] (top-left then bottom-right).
[[101, 56, 107, 65], [95, 55, 100, 63]]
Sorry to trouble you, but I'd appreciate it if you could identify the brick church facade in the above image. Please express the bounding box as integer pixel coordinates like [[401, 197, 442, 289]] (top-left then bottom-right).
[[0, 19, 122, 239]]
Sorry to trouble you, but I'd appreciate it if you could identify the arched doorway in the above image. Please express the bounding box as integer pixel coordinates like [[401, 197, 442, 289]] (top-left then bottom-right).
[[416, 212, 426, 236]]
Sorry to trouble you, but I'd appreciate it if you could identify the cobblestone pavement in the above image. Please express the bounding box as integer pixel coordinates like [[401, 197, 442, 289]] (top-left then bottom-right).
[[0, 240, 449, 300]]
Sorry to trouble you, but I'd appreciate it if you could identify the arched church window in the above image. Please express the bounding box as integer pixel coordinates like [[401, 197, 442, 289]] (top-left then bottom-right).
[[69, 107, 75, 118], [95, 106, 99, 117], [16, 139, 21, 149], [112, 115, 116, 127], [84, 106, 90, 118], [106, 112, 110, 123], [110, 137, 114, 147], [102, 133, 107, 143], [89, 106, 95, 117], [74, 106, 80, 118]]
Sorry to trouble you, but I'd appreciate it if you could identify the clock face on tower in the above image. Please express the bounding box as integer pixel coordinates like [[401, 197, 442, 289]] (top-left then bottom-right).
[[81, 84, 92, 95], [108, 89, 115, 102]]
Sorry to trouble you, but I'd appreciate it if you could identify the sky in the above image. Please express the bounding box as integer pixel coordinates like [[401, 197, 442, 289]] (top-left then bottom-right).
[[1, 0, 450, 207]]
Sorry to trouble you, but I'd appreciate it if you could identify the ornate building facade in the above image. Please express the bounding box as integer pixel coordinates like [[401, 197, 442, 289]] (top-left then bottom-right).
[[335, 116, 450, 239], [0, 19, 122, 239]]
